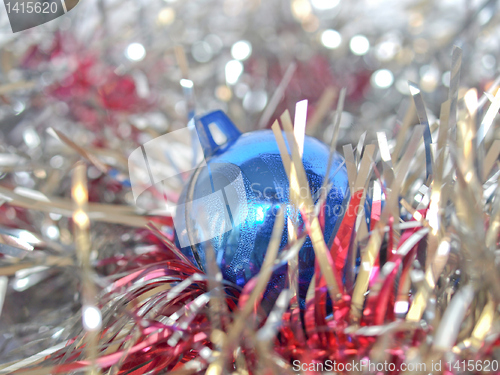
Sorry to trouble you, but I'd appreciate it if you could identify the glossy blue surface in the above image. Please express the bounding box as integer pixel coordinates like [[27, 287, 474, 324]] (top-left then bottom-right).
[[175, 112, 348, 310]]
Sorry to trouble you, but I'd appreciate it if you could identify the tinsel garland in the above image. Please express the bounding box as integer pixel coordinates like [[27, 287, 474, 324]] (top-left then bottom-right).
[[0, 0, 499, 374]]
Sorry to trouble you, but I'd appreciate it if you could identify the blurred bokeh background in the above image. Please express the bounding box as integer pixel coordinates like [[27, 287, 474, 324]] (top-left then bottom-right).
[[0, 0, 498, 147]]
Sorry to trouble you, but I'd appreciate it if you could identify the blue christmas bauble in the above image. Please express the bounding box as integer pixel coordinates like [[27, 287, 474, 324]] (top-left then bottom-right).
[[174, 110, 348, 310]]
